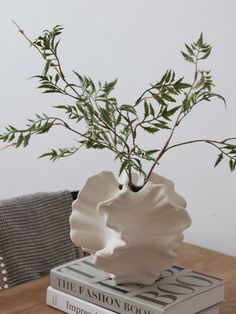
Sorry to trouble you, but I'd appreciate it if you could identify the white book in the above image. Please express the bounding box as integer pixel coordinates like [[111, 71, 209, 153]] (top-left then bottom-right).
[[50, 256, 224, 314], [47, 286, 221, 314], [47, 286, 114, 314]]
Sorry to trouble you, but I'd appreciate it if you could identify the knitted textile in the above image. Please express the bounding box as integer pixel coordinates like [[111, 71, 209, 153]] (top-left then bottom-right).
[[0, 190, 81, 289]]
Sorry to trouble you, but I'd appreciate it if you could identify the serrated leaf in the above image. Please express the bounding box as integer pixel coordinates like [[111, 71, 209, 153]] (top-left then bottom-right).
[[214, 153, 223, 167], [185, 44, 195, 56], [116, 113, 122, 125], [102, 79, 118, 95], [181, 51, 194, 63], [119, 159, 129, 176], [196, 33, 204, 48], [15, 133, 24, 148], [162, 105, 181, 119], [151, 122, 170, 129], [144, 101, 149, 118], [55, 73, 60, 84], [149, 103, 155, 116], [99, 108, 113, 127], [73, 70, 84, 83], [39, 151, 56, 160], [38, 84, 56, 89], [208, 93, 226, 108], [141, 126, 159, 134], [120, 104, 137, 115], [42, 90, 60, 94], [43, 60, 51, 75], [114, 151, 126, 161], [54, 105, 69, 110], [162, 93, 176, 102], [178, 82, 192, 89], [199, 47, 212, 60], [153, 94, 166, 106], [23, 132, 31, 147], [146, 149, 159, 155], [165, 70, 172, 83], [229, 159, 235, 171], [8, 133, 15, 142], [159, 70, 168, 84]]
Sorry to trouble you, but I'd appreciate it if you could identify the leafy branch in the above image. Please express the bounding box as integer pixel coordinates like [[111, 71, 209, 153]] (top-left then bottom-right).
[[1, 25, 235, 190]]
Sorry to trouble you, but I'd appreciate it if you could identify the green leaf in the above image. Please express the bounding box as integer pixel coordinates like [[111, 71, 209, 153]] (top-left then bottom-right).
[[146, 149, 159, 155], [119, 159, 129, 176], [185, 44, 195, 56], [73, 70, 84, 83], [102, 79, 118, 95], [199, 47, 212, 60], [165, 70, 172, 83], [23, 132, 31, 147], [208, 93, 226, 108], [149, 103, 155, 116], [120, 104, 137, 115], [153, 94, 166, 106], [116, 114, 122, 125], [174, 78, 191, 90], [114, 151, 126, 161], [214, 153, 223, 167], [8, 133, 15, 142], [196, 33, 204, 48], [42, 90, 60, 94], [99, 107, 113, 127], [162, 105, 181, 119], [159, 70, 168, 84], [43, 60, 51, 75], [151, 122, 170, 129], [229, 159, 235, 171], [141, 126, 159, 134], [181, 51, 194, 63], [15, 133, 24, 148], [162, 93, 176, 102], [144, 100, 149, 118]]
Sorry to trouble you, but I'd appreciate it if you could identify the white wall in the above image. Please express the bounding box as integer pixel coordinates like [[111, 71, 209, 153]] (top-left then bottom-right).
[[0, 0, 236, 256]]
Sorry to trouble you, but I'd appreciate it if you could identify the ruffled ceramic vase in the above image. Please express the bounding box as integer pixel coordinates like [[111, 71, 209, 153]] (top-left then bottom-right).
[[70, 171, 191, 285]]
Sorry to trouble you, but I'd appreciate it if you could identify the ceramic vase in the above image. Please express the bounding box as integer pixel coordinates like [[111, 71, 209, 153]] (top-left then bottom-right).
[[69, 171, 191, 285]]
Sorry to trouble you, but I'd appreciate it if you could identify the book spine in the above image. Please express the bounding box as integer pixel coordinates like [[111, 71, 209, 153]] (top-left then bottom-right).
[[46, 286, 115, 314], [50, 271, 159, 314]]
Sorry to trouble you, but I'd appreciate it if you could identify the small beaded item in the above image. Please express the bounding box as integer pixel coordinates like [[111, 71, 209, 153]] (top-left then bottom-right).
[[0, 256, 8, 291]]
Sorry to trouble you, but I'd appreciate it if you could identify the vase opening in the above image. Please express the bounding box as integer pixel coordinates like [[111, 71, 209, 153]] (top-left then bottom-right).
[[119, 184, 143, 193]]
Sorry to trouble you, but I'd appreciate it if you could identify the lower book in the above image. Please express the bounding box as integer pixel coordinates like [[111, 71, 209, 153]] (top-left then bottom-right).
[[47, 286, 221, 314]]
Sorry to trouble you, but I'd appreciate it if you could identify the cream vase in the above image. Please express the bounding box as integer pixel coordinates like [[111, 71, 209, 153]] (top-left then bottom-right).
[[70, 171, 191, 285]]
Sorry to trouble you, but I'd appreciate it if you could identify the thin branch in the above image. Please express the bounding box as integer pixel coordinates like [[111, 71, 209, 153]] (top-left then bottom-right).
[[12, 20, 87, 104], [165, 138, 236, 161], [144, 55, 201, 184], [166, 138, 233, 152], [0, 142, 16, 151]]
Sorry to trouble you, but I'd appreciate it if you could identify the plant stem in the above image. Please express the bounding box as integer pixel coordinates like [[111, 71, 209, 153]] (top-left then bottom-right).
[[144, 55, 200, 184], [0, 142, 16, 151], [165, 138, 236, 161], [12, 20, 87, 105]]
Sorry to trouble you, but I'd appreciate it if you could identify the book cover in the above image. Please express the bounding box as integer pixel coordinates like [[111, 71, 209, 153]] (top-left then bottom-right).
[[47, 286, 114, 314], [50, 255, 224, 314], [46, 286, 221, 314]]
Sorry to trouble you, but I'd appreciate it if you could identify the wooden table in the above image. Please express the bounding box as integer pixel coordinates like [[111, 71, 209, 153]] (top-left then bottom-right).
[[0, 243, 236, 314]]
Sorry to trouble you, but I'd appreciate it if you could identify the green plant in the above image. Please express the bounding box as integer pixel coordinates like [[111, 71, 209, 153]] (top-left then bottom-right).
[[1, 23, 236, 190]]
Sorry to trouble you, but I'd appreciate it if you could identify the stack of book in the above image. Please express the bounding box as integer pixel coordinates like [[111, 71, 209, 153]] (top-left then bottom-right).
[[46, 255, 224, 314]]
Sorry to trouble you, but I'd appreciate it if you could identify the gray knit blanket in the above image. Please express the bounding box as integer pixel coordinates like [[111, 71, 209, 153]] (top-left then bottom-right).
[[0, 190, 81, 290]]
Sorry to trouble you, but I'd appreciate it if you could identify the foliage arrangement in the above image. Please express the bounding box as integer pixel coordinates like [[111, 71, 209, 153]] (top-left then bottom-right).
[[1, 23, 236, 190]]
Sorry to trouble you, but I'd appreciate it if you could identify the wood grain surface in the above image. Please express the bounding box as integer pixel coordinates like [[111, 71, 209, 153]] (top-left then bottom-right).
[[0, 243, 235, 313]]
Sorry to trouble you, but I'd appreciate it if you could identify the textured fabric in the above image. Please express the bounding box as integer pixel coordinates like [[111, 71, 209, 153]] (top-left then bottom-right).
[[0, 191, 81, 289], [0, 256, 8, 290]]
